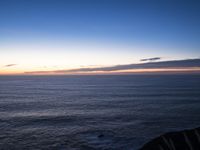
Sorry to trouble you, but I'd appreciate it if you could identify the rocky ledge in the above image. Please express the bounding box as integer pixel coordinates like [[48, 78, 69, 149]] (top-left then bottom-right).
[[140, 127, 200, 150]]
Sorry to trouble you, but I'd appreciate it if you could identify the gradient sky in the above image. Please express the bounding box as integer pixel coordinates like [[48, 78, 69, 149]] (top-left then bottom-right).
[[0, 0, 200, 74]]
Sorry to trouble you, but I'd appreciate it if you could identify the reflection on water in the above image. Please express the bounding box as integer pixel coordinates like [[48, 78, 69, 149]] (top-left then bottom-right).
[[0, 75, 200, 150]]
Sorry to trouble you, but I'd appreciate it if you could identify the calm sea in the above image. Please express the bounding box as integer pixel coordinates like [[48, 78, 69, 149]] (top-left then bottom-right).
[[0, 75, 200, 150]]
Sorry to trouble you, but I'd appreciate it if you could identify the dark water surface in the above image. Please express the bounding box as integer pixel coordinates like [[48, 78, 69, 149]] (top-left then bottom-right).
[[0, 75, 200, 150]]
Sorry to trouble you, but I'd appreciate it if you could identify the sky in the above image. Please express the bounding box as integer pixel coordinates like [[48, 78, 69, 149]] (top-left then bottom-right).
[[0, 0, 200, 75]]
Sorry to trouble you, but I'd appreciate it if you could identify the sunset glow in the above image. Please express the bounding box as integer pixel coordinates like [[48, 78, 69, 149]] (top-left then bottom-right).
[[1, 1, 200, 149], [0, 0, 199, 75]]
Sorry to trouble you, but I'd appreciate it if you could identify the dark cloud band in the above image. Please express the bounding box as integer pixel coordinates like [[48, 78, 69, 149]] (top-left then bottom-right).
[[140, 57, 161, 62], [25, 58, 200, 74], [4, 64, 17, 67]]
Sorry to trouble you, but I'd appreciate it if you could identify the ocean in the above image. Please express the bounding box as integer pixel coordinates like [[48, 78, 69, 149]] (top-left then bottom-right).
[[0, 75, 200, 150]]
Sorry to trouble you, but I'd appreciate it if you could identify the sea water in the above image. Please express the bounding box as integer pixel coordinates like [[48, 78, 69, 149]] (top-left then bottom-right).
[[0, 75, 200, 150]]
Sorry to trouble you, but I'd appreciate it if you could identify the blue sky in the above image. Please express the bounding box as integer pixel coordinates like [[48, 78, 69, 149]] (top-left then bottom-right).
[[0, 0, 200, 74]]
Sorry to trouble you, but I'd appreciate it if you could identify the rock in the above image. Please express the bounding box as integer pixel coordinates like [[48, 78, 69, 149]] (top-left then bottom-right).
[[98, 134, 104, 138], [139, 127, 200, 150]]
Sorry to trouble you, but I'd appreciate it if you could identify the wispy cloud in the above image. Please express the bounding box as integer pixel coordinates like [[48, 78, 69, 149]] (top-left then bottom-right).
[[140, 57, 161, 62], [4, 64, 17, 67], [25, 58, 200, 74]]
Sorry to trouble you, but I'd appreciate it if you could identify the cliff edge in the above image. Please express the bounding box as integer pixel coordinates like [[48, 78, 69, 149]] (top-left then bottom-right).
[[140, 127, 200, 150]]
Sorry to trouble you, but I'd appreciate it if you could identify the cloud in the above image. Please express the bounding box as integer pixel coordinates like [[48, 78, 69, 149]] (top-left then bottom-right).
[[4, 64, 17, 67], [140, 57, 161, 62], [25, 58, 200, 74]]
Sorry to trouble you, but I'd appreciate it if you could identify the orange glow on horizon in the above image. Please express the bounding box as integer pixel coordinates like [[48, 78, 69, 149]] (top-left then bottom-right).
[[1, 67, 200, 75]]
